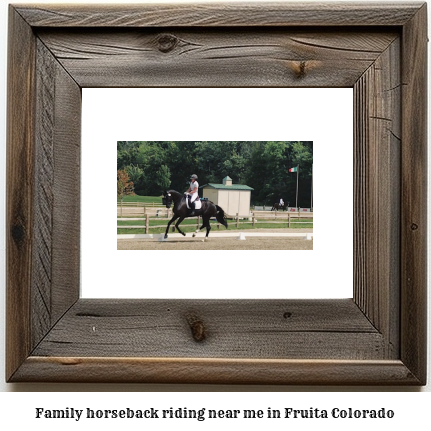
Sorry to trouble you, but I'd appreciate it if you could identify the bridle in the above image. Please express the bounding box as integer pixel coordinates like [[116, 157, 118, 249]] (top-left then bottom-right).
[[162, 192, 172, 208]]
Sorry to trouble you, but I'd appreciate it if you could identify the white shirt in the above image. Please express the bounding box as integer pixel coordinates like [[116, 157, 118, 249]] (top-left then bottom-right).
[[189, 181, 199, 201]]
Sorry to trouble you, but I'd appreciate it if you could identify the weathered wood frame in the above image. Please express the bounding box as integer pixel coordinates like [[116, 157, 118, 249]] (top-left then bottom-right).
[[6, 3, 427, 384]]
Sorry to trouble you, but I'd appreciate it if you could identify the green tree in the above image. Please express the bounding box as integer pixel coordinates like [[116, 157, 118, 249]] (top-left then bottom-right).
[[156, 164, 171, 194], [117, 141, 141, 169], [116, 141, 313, 206], [117, 170, 134, 216], [125, 164, 143, 185]]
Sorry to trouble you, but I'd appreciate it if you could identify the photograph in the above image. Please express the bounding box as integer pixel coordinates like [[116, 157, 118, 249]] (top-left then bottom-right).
[[2, 0, 428, 395], [80, 87, 350, 301], [117, 141, 313, 250]]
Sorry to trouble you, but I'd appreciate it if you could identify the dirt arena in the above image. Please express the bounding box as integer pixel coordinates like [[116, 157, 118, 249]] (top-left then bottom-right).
[[117, 229, 313, 250]]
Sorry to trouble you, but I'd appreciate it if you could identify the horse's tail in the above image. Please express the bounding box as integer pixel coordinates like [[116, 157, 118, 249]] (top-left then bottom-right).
[[215, 205, 228, 228]]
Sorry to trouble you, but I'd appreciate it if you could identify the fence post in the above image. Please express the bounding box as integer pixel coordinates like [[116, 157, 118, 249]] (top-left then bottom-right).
[[145, 214, 149, 234], [288, 213, 290, 228], [252, 212, 255, 227], [236, 213, 239, 228]]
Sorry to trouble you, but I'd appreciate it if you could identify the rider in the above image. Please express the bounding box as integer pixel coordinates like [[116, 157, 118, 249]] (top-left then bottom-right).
[[186, 174, 199, 214], [279, 197, 284, 207]]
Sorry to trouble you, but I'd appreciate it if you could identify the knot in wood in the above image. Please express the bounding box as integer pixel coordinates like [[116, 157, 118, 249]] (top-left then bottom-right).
[[294, 61, 307, 78], [11, 222, 26, 245], [157, 34, 178, 53], [186, 314, 206, 342], [411, 223, 419, 231]]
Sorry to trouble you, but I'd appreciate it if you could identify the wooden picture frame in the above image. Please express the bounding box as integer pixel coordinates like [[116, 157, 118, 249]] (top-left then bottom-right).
[[6, 2, 427, 385]]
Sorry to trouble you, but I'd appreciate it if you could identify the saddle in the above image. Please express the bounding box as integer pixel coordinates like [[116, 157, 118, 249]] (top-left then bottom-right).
[[185, 196, 202, 210]]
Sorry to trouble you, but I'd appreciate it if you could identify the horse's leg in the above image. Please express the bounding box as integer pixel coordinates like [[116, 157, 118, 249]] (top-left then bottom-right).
[[204, 216, 211, 238], [164, 214, 178, 238], [192, 215, 205, 238], [175, 217, 186, 236]]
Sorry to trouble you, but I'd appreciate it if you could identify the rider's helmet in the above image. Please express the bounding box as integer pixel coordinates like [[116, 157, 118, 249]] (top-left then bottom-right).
[[190, 174, 198, 180]]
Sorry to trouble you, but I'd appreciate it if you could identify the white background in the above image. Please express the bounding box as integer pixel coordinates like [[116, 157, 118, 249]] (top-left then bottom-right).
[[82, 87, 353, 299], [0, 0, 429, 413]]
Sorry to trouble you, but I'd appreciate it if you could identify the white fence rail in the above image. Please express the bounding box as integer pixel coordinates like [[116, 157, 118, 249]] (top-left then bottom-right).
[[117, 211, 313, 234], [253, 206, 312, 212], [117, 201, 160, 207], [118, 205, 313, 217]]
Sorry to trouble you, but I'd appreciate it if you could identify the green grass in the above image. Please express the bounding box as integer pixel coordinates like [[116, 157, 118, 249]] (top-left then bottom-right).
[[117, 218, 313, 235], [117, 195, 162, 204], [118, 219, 198, 227], [117, 196, 312, 234]]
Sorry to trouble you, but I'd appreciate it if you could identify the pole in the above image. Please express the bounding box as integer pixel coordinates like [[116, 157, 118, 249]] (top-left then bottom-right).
[[145, 214, 149, 234], [311, 163, 313, 212], [295, 164, 299, 210]]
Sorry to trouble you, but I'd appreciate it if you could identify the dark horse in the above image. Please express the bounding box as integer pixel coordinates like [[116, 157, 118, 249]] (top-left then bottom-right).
[[271, 202, 288, 211], [162, 190, 228, 239]]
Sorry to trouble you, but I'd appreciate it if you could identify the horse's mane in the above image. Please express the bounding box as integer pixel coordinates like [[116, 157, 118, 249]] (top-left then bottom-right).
[[167, 190, 184, 200]]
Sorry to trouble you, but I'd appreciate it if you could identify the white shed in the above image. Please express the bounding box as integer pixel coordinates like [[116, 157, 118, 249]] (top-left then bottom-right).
[[201, 176, 253, 217]]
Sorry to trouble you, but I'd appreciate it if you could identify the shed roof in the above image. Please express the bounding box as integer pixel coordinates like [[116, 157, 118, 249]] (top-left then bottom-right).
[[201, 183, 254, 191]]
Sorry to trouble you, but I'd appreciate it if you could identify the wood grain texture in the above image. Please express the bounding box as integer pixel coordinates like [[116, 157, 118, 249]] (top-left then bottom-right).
[[37, 29, 398, 88], [400, 3, 428, 384], [7, 7, 82, 382], [50, 52, 81, 324], [32, 38, 81, 350], [353, 38, 401, 358], [12, 358, 420, 385], [6, 2, 427, 385], [15, 2, 424, 27], [6, 7, 36, 381], [32, 40, 56, 347], [32, 299, 383, 359]]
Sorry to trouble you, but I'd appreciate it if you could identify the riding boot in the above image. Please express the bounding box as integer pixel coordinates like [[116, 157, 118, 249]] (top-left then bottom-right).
[[189, 200, 195, 215]]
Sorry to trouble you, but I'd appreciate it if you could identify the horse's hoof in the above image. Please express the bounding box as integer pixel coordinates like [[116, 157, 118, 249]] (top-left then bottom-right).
[[192, 233, 196, 237], [164, 234, 168, 239], [182, 232, 186, 236]]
